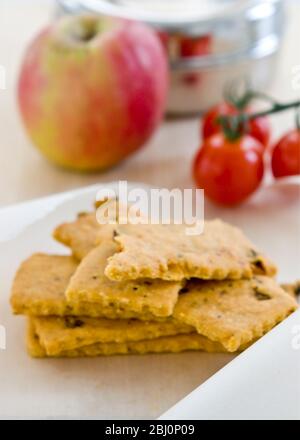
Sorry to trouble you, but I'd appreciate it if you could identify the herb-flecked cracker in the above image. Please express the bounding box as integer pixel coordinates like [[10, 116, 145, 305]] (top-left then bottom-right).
[[53, 200, 146, 261], [53, 213, 114, 260], [31, 316, 194, 356], [27, 320, 227, 358], [10, 254, 163, 320], [173, 276, 298, 352], [66, 241, 183, 318], [105, 221, 277, 282]]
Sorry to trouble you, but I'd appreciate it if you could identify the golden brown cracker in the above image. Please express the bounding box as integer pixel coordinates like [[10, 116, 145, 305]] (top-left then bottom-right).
[[27, 320, 226, 358], [27, 321, 46, 358], [66, 241, 182, 318], [53, 213, 114, 260], [32, 316, 194, 356], [173, 276, 298, 352], [10, 254, 161, 320], [11, 254, 77, 316], [53, 200, 147, 260], [105, 221, 277, 282]]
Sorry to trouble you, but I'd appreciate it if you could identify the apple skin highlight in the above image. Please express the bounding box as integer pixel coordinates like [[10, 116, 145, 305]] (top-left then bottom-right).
[[18, 17, 169, 171]]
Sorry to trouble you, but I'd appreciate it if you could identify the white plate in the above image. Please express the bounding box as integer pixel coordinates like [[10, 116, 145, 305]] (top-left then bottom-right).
[[0, 181, 299, 420]]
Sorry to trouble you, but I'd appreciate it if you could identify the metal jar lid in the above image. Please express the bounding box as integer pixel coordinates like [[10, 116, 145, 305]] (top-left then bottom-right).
[[58, 0, 283, 34], [58, 0, 285, 63]]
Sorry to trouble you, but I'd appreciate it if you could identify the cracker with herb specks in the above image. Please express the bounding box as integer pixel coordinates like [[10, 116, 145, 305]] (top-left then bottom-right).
[[66, 241, 183, 318], [10, 254, 164, 320], [53, 200, 147, 261], [27, 320, 227, 358], [31, 316, 194, 356], [53, 212, 114, 261], [173, 276, 298, 352], [105, 221, 277, 282]]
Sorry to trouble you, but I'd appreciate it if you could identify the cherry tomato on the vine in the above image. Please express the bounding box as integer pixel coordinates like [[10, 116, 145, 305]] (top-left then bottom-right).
[[193, 133, 265, 206], [271, 129, 300, 178], [202, 102, 271, 149]]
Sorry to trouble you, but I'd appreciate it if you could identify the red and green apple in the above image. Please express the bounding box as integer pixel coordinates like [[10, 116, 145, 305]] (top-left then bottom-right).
[[18, 15, 169, 171]]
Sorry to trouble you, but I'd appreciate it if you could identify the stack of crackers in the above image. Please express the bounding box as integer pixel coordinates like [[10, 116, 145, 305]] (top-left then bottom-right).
[[10, 205, 298, 358]]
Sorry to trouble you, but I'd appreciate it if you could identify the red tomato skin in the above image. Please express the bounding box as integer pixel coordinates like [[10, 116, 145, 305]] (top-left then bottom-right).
[[202, 102, 235, 140], [249, 115, 271, 147], [271, 130, 300, 178], [202, 102, 271, 148], [193, 134, 264, 206]]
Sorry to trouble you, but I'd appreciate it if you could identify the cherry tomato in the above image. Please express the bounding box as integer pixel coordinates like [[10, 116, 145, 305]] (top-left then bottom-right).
[[271, 129, 300, 178], [202, 102, 271, 149], [193, 133, 265, 206], [180, 35, 212, 57]]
